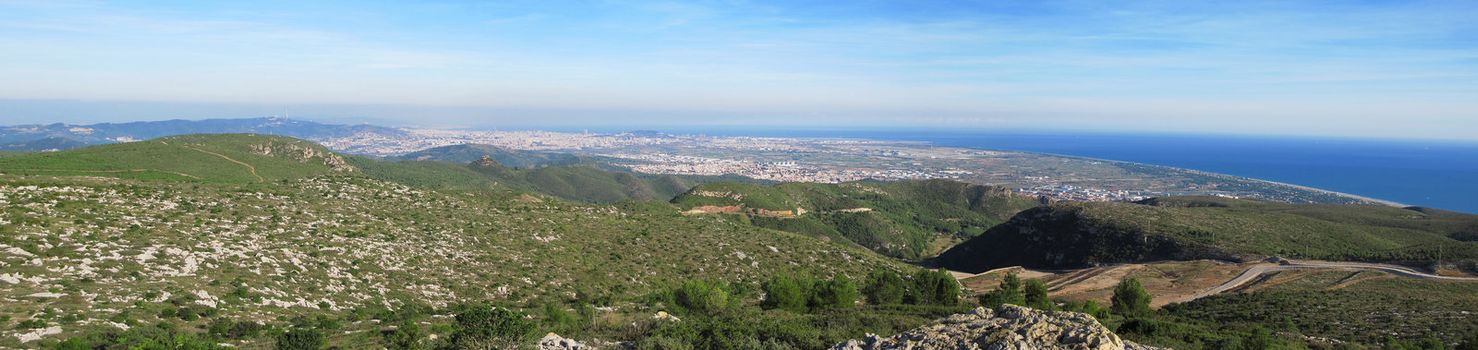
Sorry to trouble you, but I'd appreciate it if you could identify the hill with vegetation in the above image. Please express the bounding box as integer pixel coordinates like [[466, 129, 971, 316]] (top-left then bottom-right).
[[0, 134, 967, 348], [938, 196, 1478, 273], [7, 134, 1476, 349], [0, 134, 356, 183], [390, 143, 765, 203], [467, 157, 713, 203], [0, 134, 750, 203], [671, 180, 1041, 259], [394, 143, 589, 169]]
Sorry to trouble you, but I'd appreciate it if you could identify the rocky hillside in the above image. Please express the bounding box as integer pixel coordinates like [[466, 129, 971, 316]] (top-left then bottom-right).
[[0, 136, 914, 347], [938, 197, 1478, 273], [833, 305, 1161, 350]]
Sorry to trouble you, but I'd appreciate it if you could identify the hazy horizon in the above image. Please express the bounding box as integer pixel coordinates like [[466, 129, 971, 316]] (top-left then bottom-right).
[[2, 1, 1477, 141]]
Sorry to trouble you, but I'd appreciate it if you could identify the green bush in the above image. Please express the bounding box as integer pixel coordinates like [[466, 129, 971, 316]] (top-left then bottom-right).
[[15, 318, 47, 329], [541, 302, 583, 335], [636, 336, 696, 350], [909, 269, 960, 306], [1024, 279, 1052, 310], [761, 274, 812, 312], [676, 280, 732, 315], [54, 324, 228, 350], [809, 276, 859, 310], [977, 272, 1025, 308], [446, 304, 535, 348], [383, 319, 424, 350], [862, 270, 906, 305], [207, 319, 264, 339], [275, 328, 325, 350], [1111, 278, 1153, 316], [1060, 299, 1108, 319]]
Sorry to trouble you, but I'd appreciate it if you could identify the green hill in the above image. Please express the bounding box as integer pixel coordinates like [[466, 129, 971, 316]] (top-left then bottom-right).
[[938, 196, 1478, 272], [349, 157, 505, 191], [466, 158, 753, 203], [395, 143, 588, 168], [672, 180, 1041, 259], [391, 143, 766, 203], [0, 134, 355, 183], [0, 135, 728, 203]]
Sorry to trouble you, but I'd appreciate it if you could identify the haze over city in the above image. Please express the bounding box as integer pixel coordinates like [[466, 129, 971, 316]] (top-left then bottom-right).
[[2, 1, 1476, 141]]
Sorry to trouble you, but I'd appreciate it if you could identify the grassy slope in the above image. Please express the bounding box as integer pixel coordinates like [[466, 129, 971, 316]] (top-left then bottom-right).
[[672, 180, 1041, 259], [349, 157, 504, 191], [939, 197, 1478, 272], [0, 134, 348, 183]]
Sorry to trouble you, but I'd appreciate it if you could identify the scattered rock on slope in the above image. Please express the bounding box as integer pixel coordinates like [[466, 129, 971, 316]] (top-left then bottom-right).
[[833, 305, 1163, 350], [539, 333, 588, 350]]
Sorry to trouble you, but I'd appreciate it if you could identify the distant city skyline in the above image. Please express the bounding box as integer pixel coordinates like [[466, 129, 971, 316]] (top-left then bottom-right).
[[1, 1, 1476, 141]]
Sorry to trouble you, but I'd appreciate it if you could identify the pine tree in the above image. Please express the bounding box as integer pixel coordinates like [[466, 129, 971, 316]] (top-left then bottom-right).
[[1024, 279, 1052, 310], [1110, 278, 1152, 316]]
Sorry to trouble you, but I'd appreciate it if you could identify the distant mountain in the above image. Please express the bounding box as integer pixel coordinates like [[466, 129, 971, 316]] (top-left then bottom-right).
[[0, 117, 404, 151], [0, 136, 91, 151], [937, 196, 1478, 273], [671, 179, 1042, 259]]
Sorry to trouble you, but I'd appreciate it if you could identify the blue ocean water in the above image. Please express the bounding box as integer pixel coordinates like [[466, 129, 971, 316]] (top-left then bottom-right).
[[670, 128, 1478, 213]]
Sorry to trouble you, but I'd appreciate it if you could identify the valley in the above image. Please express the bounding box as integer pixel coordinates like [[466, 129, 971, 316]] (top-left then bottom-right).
[[0, 133, 1475, 349]]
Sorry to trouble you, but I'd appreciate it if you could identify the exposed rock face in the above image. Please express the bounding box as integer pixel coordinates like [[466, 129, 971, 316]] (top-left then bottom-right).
[[690, 190, 744, 201], [538, 333, 589, 350], [833, 305, 1163, 350], [476, 154, 499, 167], [249, 140, 356, 172]]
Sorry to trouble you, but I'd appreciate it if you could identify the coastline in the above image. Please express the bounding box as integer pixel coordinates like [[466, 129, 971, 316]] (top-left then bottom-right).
[[916, 143, 1409, 208], [1249, 178, 1407, 207]]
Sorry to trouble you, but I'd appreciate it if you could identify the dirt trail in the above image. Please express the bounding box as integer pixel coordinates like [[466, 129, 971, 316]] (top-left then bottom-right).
[[949, 266, 1026, 280], [184, 145, 264, 182]]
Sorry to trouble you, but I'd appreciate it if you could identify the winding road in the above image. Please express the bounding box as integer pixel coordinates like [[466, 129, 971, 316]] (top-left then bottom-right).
[[1168, 259, 1478, 304], [954, 259, 1478, 306]]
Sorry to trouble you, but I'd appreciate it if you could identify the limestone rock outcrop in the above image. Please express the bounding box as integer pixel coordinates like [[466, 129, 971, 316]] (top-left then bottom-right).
[[538, 332, 589, 350], [833, 305, 1163, 350]]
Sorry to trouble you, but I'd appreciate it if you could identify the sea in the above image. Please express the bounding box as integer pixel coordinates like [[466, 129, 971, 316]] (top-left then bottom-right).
[[662, 128, 1478, 214]]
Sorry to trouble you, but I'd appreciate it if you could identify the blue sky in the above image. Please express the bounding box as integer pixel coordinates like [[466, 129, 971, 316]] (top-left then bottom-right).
[[1, 0, 1475, 140]]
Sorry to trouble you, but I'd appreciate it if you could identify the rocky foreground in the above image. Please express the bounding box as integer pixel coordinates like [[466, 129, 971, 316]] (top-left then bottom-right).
[[833, 305, 1163, 350]]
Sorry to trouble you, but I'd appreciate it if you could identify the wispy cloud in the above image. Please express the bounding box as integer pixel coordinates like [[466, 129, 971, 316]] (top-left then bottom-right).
[[0, 0, 1474, 139]]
